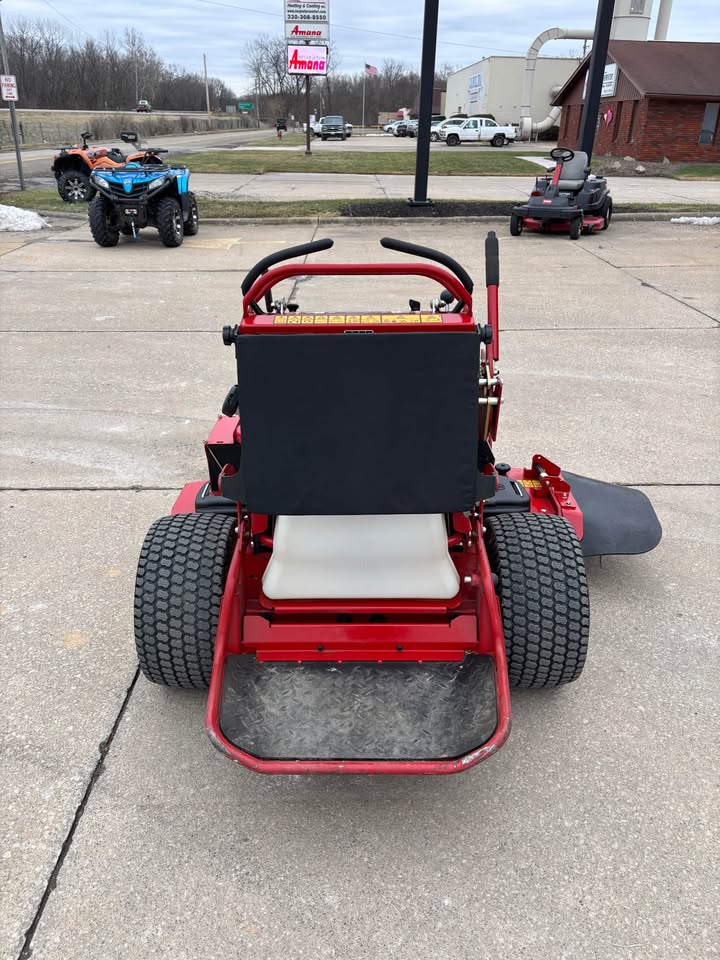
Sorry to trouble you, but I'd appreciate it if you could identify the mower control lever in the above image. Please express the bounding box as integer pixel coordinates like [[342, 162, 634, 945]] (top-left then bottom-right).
[[241, 238, 334, 296], [484, 232, 499, 288], [380, 237, 474, 295]]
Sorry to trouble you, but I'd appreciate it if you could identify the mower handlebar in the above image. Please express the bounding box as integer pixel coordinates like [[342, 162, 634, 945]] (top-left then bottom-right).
[[241, 238, 335, 295], [380, 237, 474, 295], [485, 232, 499, 288]]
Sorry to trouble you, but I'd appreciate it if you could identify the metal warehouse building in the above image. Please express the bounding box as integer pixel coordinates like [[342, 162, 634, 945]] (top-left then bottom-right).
[[445, 56, 582, 126]]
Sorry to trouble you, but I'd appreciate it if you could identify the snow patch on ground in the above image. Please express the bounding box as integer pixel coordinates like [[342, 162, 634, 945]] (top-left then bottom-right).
[[670, 216, 720, 225], [517, 156, 554, 170], [0, 204, 49, 232]]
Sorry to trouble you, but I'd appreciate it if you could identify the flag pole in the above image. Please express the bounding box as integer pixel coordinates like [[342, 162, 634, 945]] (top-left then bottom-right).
[[361, 68, 366, 137]]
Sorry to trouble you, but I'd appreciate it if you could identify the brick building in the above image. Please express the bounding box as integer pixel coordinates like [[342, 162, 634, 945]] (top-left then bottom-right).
[[553, 41, 720, 163]]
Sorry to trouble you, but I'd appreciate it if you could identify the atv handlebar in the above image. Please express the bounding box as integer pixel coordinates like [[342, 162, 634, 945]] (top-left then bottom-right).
[[241, 238, 335, 295], [380, 237, 474, 295]]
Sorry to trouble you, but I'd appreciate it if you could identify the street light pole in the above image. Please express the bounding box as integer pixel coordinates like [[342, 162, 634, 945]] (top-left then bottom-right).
[[409, 0, 439, 205], [203, 53, 212, 126], [0, 0, 25, 190]]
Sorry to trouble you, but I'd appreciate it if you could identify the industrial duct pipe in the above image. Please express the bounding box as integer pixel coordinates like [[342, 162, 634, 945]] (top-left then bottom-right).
[[519, 27, 594, 139]]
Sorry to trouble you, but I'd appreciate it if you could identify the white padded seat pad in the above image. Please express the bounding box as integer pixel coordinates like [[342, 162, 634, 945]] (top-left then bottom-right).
[[262, 515, 461, 600]]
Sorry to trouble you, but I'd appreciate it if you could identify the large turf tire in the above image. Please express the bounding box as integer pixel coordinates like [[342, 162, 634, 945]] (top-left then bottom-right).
[[134, 513, 237, 689], [57, 169, 96, 203], [510, 213, 523, 236], [601, 197, 613, 230], [485, 513, 590, 689], [156, 196, 184, 247], [88, 196, 119, 247], [183, 192, 199, 236]]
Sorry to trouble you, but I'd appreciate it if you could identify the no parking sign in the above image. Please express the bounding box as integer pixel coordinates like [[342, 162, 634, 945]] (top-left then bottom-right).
[[1, 74, 18, 101]]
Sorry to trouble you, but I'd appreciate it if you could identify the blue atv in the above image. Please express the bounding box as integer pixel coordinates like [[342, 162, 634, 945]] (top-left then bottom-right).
[[87, 133, 198, 248]]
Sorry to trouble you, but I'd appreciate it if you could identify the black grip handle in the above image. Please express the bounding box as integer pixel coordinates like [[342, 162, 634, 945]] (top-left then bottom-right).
[[485, 231, 499, 288], [241, 238, 334, 295], [380, 237, 474, 295]]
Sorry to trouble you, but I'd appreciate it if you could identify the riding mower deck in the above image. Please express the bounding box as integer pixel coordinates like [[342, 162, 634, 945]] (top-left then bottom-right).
[[511, 147, 612, 240], [134, 236, 661, 774]]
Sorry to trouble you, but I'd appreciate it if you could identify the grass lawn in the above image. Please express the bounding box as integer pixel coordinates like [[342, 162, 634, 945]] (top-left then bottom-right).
[[673, 163, 720, 180], [172, 149, 543, 176], [2, 189, 717, 220]]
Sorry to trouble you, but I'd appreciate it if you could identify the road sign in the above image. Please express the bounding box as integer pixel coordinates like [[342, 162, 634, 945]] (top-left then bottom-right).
[[287, 44, 328, 75], [238, 102, 254, 110], [1, 74, 18, 101], [284, 0, 328, 23], [285, 21, 329, 41]]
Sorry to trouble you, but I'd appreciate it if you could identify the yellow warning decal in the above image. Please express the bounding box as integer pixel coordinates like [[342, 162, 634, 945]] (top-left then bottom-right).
[[519, 479, 543, 489], [273, 313, 445, 325]]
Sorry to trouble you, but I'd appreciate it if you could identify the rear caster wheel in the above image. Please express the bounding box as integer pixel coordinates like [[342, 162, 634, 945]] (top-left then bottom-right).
[[569, 217, 582, 240], [510, 213, 523, 236], [485, 513, 590, 688]]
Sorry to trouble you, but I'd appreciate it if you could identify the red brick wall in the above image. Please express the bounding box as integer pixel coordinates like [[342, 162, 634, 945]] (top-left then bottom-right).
[[637, 99, 720, 162], [559, 97, 720, 162]]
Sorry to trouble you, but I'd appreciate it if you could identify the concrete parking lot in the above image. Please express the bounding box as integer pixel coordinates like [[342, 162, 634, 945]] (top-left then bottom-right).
[[1, 216, 718, 960]]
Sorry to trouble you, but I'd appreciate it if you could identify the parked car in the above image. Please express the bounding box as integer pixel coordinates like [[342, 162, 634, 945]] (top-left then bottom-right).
[[320, 115, 347, 141], [406, 120, 419, 138], [430, 120, 445, 142], [136, 100, 152, 113], [275, 118, 288, 131], [394, 121, 409, 137], [443, 116, 517, 147], [312, 116, 352, 138]]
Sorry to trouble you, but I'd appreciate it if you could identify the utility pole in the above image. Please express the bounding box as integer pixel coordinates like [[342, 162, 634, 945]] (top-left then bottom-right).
[[203, 53, 212, 125], [409, 0, 439, 205], [0, 0, 25, 190], [578, 0, 616, 163]]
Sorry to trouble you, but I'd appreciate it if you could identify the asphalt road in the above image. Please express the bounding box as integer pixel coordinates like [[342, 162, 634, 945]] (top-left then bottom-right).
[[1, 216, 718, 960]]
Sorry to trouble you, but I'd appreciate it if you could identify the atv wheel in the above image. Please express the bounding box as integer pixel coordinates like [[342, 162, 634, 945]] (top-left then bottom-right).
[[58, 170, 95, 203], [510, 213, 523, 236], [491, 134, 505, 147], [602, 197, 613, 230], [184, 193, 200, 236], [485, 513, 590, 688], [156, 197, 184, 247], [446, 133, 460, 146], [88, 197, 119, 247], [134, 513, 237, 689], [569, 217, 582, 240]]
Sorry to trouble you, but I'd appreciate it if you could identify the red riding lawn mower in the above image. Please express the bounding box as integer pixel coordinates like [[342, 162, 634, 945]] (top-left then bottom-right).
[[134, 235, 661, 775], [511, 147, 612, 240]]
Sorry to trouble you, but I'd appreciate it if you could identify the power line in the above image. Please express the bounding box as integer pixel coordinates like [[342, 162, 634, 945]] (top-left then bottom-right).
[[39, 0, 92, 35], [193, 0, 527, 55]]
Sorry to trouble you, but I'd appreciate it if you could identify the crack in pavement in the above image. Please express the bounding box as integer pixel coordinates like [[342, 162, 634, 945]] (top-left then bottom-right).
[[576, 245, 720, 327], [17, 670, 140, 960]]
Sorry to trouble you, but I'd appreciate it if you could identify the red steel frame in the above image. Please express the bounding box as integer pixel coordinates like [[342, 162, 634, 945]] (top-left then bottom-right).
[[170, 258, 581, 774]]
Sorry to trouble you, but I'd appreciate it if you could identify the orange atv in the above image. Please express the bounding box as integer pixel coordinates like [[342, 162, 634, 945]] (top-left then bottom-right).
[[51, 131, 161, 203]]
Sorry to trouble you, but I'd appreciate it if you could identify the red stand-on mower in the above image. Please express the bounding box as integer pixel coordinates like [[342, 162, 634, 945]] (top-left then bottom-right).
[[134, 235, 660, 774], [511, 147, 612, 240]]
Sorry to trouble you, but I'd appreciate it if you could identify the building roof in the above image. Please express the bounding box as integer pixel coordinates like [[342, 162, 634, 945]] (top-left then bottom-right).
[[553, 40, 720, 104]]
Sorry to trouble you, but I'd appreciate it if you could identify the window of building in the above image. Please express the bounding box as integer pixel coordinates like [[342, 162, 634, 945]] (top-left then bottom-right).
[[630, 0, 646, 13], [628, 100, 639, 142], [699, 102, 719, 144], [612, 101, 623, 142]]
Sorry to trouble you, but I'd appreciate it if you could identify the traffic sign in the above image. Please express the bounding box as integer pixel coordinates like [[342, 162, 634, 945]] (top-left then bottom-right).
[[1, 74, 18, 101], [238, 102, 254, 110]]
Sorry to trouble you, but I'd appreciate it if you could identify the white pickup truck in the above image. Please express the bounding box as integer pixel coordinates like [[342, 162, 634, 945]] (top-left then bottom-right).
[[310, 116, 353, 138], [443, 117, 517, 147]]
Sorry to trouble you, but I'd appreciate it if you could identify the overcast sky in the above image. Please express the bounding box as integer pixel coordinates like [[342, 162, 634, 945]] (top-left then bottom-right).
[[5, 0, 719, 94]]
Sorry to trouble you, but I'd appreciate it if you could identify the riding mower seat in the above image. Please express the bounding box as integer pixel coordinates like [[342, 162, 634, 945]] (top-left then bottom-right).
[[555, 150, 591, 191]]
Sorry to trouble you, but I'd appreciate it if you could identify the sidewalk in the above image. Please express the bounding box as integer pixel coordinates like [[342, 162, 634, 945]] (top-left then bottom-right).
[[191, 171, 720, 204]]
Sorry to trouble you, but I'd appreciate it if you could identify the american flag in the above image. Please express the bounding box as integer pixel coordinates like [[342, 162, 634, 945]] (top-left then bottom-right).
[[364, 63, 378, 76]]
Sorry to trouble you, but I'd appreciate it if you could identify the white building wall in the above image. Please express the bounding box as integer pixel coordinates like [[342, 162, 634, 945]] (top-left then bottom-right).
[[445, 56, 581, 124]]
